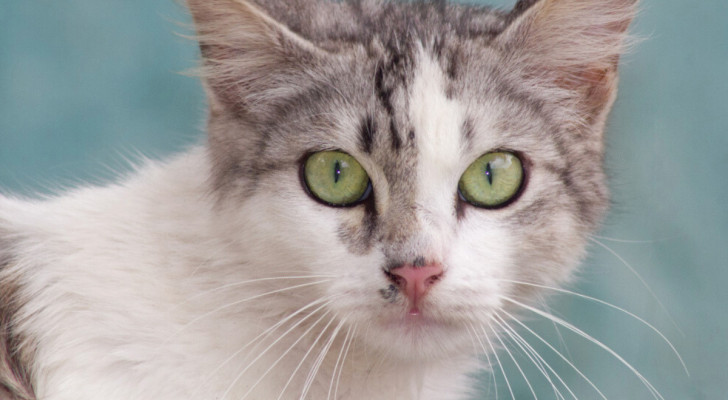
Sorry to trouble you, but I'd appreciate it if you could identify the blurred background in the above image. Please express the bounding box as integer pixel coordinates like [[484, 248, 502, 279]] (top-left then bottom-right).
[[1, 0, 725, 398]]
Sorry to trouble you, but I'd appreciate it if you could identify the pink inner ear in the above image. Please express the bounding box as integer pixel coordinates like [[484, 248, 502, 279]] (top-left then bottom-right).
[[497, 0, 637, 111], [515, 59, 621, 129], [554, 59, 619, 122]]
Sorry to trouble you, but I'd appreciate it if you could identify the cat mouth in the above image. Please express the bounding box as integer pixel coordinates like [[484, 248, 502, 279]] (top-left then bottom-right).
[[379, 312, 446, 336], [380, 298, 460, 330]]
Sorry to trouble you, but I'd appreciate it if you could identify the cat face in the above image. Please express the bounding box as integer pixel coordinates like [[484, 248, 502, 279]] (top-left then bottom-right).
[[190, 0, 634, 360]]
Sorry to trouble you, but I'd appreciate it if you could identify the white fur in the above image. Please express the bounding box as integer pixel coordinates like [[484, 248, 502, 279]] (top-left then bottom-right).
[[0, 0, 638, 395], [0, 51, 588, 400], [1, 136, 482, 398]]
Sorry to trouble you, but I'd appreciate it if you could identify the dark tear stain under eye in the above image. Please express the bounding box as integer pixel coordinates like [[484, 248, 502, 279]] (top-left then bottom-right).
[[379, 284, 399, 303], [455, 192, 466, 221], [336, 196, 379, 255], [362, 201, 378, 247]]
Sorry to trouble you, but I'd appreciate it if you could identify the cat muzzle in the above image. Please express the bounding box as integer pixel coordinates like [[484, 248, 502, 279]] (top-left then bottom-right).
[[386, 263, 444, 316]]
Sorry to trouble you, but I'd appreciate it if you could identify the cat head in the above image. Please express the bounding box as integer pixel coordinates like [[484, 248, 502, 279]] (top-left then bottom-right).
[[188, 0, 636, 359]]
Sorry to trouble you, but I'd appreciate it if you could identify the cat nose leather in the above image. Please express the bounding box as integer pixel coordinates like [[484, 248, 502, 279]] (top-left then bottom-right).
[[388, 263, 444, 315]]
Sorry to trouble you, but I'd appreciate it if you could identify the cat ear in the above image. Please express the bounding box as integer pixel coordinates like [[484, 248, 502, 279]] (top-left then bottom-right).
[[187, 0, 325, 115], [496, 0, 638, 126]]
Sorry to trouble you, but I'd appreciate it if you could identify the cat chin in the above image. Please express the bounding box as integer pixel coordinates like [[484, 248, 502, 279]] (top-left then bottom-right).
[[347, 310, 475, 360], [364, 326, 473, 361]]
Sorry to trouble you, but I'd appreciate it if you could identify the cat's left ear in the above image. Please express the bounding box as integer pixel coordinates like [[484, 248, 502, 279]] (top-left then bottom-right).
[[187, 0, 328, 116], [496, 0, 638, 128]]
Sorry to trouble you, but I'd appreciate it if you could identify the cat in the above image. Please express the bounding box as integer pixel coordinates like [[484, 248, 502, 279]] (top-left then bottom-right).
[[0, 0, 638, 399]]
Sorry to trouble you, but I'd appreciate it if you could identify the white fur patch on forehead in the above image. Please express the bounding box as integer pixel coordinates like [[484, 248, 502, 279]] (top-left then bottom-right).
[[408, 49, 465, 210]]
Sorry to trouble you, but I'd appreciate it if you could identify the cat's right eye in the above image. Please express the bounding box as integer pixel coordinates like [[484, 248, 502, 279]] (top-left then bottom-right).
[[303, 151, 372, 207]]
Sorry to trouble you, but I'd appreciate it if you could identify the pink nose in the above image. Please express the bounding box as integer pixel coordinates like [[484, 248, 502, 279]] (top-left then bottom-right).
[[388, 263, 444, 314]]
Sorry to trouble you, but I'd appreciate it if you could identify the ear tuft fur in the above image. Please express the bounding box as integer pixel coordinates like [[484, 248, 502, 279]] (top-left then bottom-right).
[[499, 0, 639, 126], [187, 0, 323, 114]]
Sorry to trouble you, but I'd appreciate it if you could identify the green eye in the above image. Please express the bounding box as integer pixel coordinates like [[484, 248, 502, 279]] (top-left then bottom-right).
[[303, 151, 371, 206], [458, 152, 524, 208]]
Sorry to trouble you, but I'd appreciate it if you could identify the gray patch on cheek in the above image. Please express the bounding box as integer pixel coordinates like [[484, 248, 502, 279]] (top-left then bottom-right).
[[336, 202, 378, 255], [379, 284, 399, 303], [506, 198, 555, 229]]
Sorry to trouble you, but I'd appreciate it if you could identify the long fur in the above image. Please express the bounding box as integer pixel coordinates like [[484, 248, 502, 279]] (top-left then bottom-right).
[[0, 0, 637, 398]]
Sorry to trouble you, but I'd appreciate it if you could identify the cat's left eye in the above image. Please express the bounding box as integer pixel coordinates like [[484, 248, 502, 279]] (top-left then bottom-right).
[[458, 151, 524, 209], [303, 151, 372, 207]]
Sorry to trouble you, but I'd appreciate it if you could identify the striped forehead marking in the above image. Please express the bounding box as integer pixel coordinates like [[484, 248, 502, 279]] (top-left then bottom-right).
[[409, 50, 465, 205]]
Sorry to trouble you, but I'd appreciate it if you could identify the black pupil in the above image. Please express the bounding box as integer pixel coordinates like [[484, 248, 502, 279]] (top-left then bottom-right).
[[334, 160, 342, 183], [484, 162, 493, 185]]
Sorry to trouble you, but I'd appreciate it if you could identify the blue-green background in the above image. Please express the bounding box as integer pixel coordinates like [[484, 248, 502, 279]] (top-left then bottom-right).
[[1, 1, 726, 398]]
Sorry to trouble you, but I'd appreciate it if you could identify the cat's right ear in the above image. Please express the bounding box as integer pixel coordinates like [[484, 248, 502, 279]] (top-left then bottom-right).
[[496, 0, 638, 130], [187, 0, 326, 116]]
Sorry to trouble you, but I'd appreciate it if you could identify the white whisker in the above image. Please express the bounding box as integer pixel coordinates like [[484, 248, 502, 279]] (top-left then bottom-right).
[[467, 323, 498, 399], [274, 314, 338, 400], [334, 323, 356, 400], [493, 312, 573, 400], [481, 323, 515, 400], [191, 296, 336, 397], [591, 234, 678, 244], [492, 314, 559, 399], [548, 314, 573, 363], [300, 318, 346, 400], [502, 278, 689, 375], [327, 322, 353, 400], [233, 309, 333, 400], [488, 319, 538, 400], [502, 296, 664, 400], [589, 237, 682, 334], [185, 275, 338, 304], [164, 279, 332, 343], [500, 308, 607, 400]]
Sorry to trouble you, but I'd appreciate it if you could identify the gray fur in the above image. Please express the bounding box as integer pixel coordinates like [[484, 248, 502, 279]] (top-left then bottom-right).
[[247, 0, 509, 49], [0, 0, 637, 397], [188, 0, 633, 272], [193, 0, 510, 199], [0, 235, 36, 400]]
